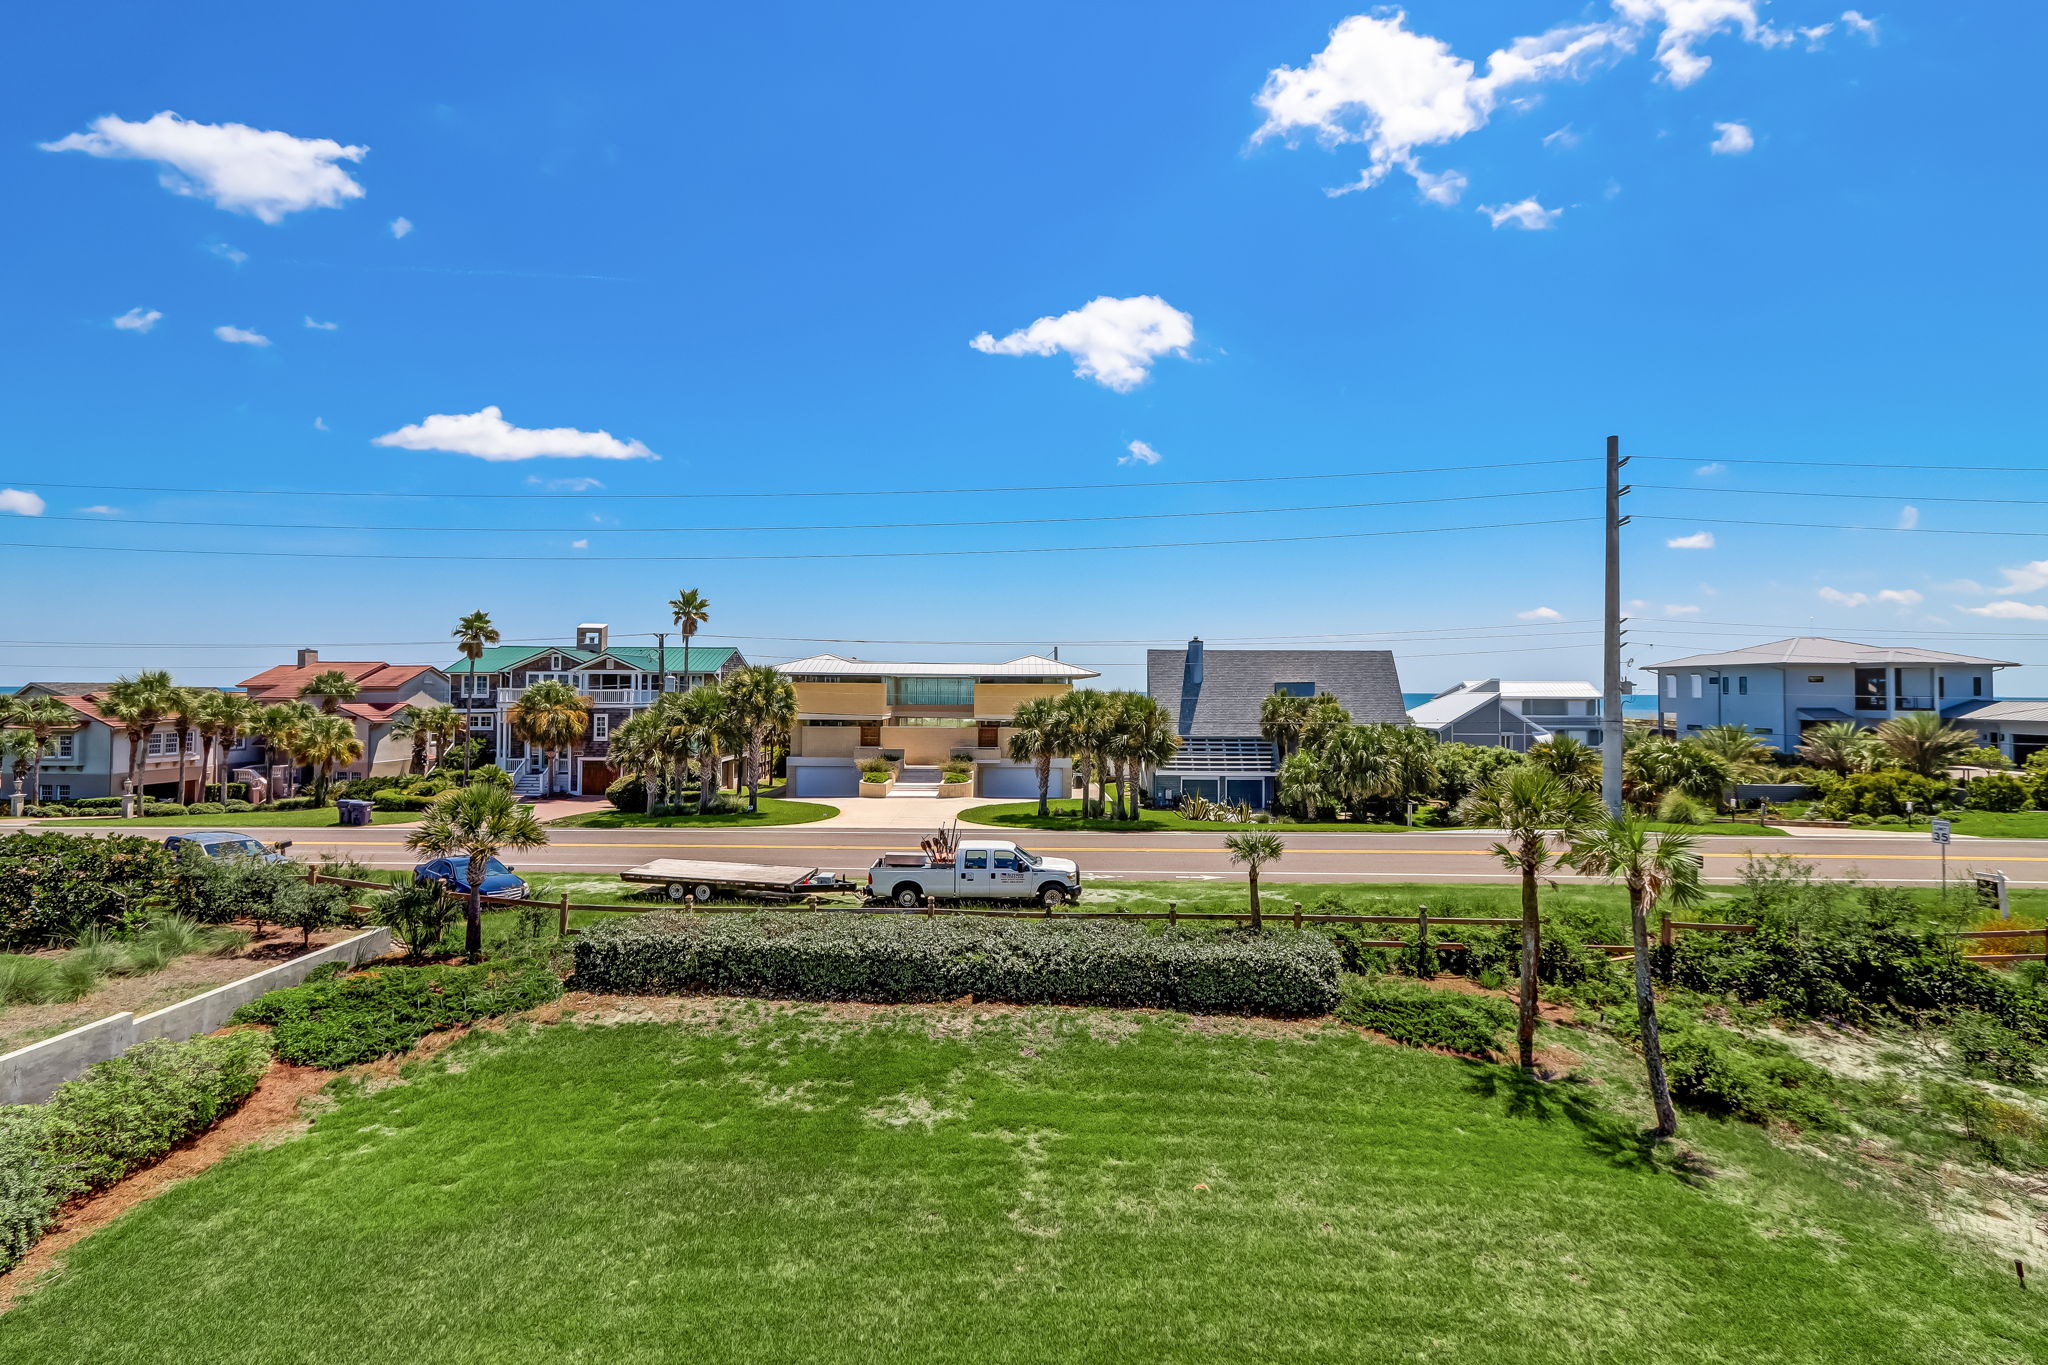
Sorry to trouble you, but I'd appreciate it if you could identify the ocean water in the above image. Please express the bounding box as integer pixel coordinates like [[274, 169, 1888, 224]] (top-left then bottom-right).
[[1401, 691, 1658, 716]]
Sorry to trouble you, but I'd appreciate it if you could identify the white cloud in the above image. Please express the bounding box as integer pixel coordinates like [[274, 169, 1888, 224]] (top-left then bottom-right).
[[208, 242, 248, 265], [214, 324, 270, 346], [1663, 603, 1702, 615], [1896, 505, 1918, 530], [1516, 606, 1563, 620], [1542, 125, 1581, 149], [527, 475, 606, 492], [390, 216, 413, 239], [373, 405, 658, 462], [1962, 600, 2048, 621], [1666, 531, 1716, 549], [303, 316, 339, 330], [1983, 560, 2048, 597], [1841, 10, 1877, 40], [41, 112, 366, 223], [313, 417, 330, 432], [1694, 462, 1726, 476], [0, 489, 47, 517], [1799, 23, 1834, 48], [570, 539, 590, 550], [1479, 198, 1562, 230], [113, 307, 162, 333], [1613, 0, 1786, 87], [77, 505, 121, 516], [1710, 121, 1754, 155], [970, 295, 1194, 392], [1408, 167, 1468, 205], [1119, 440, 1163, 467], [1819, 586, 1924, 608]]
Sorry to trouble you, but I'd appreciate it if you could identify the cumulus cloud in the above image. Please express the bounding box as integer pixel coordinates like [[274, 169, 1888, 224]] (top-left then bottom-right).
[[0, 489, 47, 517], [77, 505, 121, 516], [1252, 4, 1801, 202], [1962, 601, 2048, 621], [1841, 10, 1877, 40], [208, 242, 248, 265], [390, 216, 413, 239], [1119, 440, 1163, 467], [1479, 198, 1562, 230], [527, 475, 606, 492], [1694, 462, 1726, 476], [41, 112, 366, 223], [1978, 560, 2048, 597], [1710, 121, 1754, 155], [304, 316, 339, 330], [373, 405, 658, 462], [1896, 505, 1918, 530], [113, 307, 162, 333], [1666, 531, 1715, 549], [214, 324, 270, 346], [1819, 586, 1923, 608], [970, 295, 1194, 392], [1516, 606, 1564, 620]]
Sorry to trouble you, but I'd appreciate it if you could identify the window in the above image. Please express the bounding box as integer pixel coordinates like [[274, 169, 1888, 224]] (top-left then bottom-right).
[[963, 849, 988, 870], [891, 716, 974, 727], [1737, 676, 1748, 696], [53, 734, 76, 760], [993, 850, 1020, 871], [38, 784, 70, 801], [889, 677, 974, 706], [469, 714, 494, 731], [1938, 676, 1946, 699], [1664, 675, 1676, 698], [1690, 674, 1702, 699], [592, 713, 610, 742], [1586, 729, 1604, 745], [1974, 676, 1985, 697], [1717, 675, 1729, 695], [1272, 682, 1316, 697], [1523, 699, 1568, 716], [1854, 667, 1888, 711], [1807, 675, 1825, 684]]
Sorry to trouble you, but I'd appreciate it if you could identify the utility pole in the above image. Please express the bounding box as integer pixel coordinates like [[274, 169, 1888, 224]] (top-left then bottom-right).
[[654, 632, 670, 692], [1601, 434, 1630, 817]]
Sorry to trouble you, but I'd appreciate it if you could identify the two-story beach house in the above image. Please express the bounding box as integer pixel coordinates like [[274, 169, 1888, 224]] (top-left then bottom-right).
[[238, 651, 451, 787], [1647, 637, 2016, 754], [776, 654, 1096, 798], [9, 682, 258, 803], [1406, 679, 1604, 750], [1144, 639, 1408, 809], [445, 624, 744, 796]]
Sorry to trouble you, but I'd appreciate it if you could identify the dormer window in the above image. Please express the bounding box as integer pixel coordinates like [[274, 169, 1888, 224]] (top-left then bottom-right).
[[1272, 682, 1315, 697]]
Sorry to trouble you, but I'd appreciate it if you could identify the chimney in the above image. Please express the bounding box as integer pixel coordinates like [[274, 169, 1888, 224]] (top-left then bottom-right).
[[1184, 637, 1204, 688], [1177, 637, 1204, 737], [296, 649, 319, 669], [577, 623, 609, 653]]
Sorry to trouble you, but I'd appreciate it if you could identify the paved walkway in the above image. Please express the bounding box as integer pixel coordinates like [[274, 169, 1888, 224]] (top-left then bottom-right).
[[803, 793, 993, 829]]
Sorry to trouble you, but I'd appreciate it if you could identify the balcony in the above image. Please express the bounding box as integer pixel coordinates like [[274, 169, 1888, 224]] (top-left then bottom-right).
[[499, 687, 656, 707], [1894, 695, 1935, 712]]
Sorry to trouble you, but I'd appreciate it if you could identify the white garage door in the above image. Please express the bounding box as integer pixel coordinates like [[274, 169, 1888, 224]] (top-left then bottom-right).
[[790, 766, 859, 798], [978, 766, 1041, 800]]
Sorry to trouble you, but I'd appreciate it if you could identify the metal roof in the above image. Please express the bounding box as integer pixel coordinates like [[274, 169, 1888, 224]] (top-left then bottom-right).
[[1650, 636, 2016, 670], [1945, 699, 2048, 727], [1451, 679, 1601, 700], [442, 644, 739, 674], [774, 653, 1096, 679], [1146, 647, 1407, 737], [1794, 707, 1857, 722]]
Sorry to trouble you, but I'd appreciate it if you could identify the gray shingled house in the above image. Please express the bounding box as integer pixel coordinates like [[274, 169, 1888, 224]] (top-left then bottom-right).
[[1144, 638, 1407, 809]]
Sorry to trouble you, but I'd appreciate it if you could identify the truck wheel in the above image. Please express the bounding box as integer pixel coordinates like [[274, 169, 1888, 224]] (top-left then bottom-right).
[[666, 882, 687, 901], [893, 885, 924, 909], [694, 884, 715, 904], [1038, 884, 1068, 908]]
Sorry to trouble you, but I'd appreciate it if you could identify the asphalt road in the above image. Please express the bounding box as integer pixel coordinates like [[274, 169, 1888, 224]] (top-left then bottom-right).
[[84, 824, 2048, 889]]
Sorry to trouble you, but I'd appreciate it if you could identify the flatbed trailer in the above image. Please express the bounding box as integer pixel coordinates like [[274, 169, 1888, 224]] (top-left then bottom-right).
[[620, 858, 857, 903]]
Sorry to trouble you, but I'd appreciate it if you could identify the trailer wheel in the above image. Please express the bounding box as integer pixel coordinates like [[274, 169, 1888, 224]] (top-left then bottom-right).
[[893, 884, 924, 909], [1038, 884, 1068, 909], [665, 882, 687, 901], [694, 884, 715, 904]]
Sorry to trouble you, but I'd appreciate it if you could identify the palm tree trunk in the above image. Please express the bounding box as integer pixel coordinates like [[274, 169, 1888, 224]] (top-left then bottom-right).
[[1517, 864, 1541, 1070], [698, 743, 716, 815], [464, 865, 484, 960], [127, 731, 145, 806], [747, 736, 762, 813], [464, 659, 477, 782], [176, 732, 190, 805], [1248, 865, 1262, 930], [1632, 886, 1679, 1137], [1035, 753, 1051, 817]]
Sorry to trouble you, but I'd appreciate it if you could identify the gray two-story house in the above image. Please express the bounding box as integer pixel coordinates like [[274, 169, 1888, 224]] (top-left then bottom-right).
[[1647, 637, 2014, 753]]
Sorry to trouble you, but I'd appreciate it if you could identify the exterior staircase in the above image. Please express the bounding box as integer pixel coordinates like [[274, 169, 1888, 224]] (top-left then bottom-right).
[[513, 764, 547, 798], [891, 766, 942, 798]]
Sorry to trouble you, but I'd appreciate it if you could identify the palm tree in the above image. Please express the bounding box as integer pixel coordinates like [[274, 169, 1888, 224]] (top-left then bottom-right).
[[1565, 819, 1704, 1138], [452, 610, 500, 782], [1797, 720, 1882, 775], [297, 713, 364, 805], [416, 703, 465, 771], [1688, 724, 1774, 783], [1875, 711, 1977, 778], [722, 665, 797, 813], [667, 588, 711, 690], [1300, 694, 1352, 750], [101, 670, 177, 803], [1115, 693, 1180, 821], [1319, 723, 1400, 824], [200, 692, 262, 801], [612, 693, 691, 810], [167, 687, 208, 803], [1225, 831, 1285, 930], [1457, 765, 1603, 1069], [7, 695, 77, 807], [1622, 735, 1735, 811], [507, 679, 590, 798], [1056, 689, 1115, 818], [394, 702, 463, 776], [255, 700, 317, 797], [1528, 734, 1602, 793], [406, 784, 548, 959], [1384, 724, 1441, 822], [675, 683, 731, 814], [299, 669, 362, 715], [1007, 694, 1069, 818], [1276, 749, 1330, 820], [1259, 692, 1312, 761]]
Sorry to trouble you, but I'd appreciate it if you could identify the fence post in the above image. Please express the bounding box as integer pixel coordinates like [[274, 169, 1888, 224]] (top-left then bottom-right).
[[1416, 904, 1431, 979], [309, 866, 321, 886], [1659, 912, 1674, 949], [1167, 901, 1177, 928], [557, 894, 570, 938], [1293, 900, 1303, 930]]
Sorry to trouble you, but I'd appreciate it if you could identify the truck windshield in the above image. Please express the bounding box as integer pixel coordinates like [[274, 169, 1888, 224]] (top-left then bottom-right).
[[1012, 849, 1037, 867]]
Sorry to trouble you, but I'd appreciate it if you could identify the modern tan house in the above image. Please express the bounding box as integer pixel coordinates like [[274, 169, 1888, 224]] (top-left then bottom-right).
[[776, 654, 1096, 798]]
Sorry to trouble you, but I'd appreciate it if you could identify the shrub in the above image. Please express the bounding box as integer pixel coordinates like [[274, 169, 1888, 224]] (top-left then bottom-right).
[[199, 782, 251, 803], [335, 776, 409, 801], [174, 849, 351, 939], [1334, 976, 1509, 1054], [37, 1032, 271, 1194], [184, 802, 227, 815], [859, 756, 895, 776], [1654, 790, 1715, 826], [1945, 1011, 2041, 1085], [570, 914, 1341, 1018], [266, 796, 318, 812], [861, 772, 893, 785], [0, 832, 182, 948], [142, 803, 186, 817], [605, 775, 648, 813], [371, 791, 437, 812], [0, 1108, 61, 1274], [469, 765, 514, 791], [1662, 1023, 1839, 1128], [1964, 771, 2033, 813], [375, 883, 462, 958], [74, 797, 122, 811], [1819, 770, 1950, 819], [231, 959, 564, 1067], [222, 799, 256, 813]]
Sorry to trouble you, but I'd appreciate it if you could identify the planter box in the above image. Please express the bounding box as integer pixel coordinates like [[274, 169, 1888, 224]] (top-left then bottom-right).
[[937, 779, 973, 799], [860, 778, 896, 799]]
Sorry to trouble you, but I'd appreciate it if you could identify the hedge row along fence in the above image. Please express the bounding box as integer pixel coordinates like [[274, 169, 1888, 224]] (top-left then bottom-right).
[[569, 913, 1342, 1017]]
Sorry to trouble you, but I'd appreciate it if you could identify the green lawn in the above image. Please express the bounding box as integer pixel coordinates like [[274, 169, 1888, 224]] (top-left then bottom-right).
[[2, 1005, 2036, 1363], [545, 798, 837, 829], [960, 801, 1784, 837], [36, 809, 419, 829]]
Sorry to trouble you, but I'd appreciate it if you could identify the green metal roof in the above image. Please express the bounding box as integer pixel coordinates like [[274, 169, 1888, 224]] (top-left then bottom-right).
[[442, 644, 738, 676]]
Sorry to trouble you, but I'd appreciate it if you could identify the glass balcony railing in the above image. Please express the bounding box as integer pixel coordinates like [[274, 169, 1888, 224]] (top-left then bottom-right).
[[1894, 695, 1935, 711]]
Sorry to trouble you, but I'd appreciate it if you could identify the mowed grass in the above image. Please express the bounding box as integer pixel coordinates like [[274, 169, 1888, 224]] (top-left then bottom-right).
[[961, 801, 1784, 837], [38, 809, 418, 828], [3, 1007, 2039, 1364], [545, 797, 837, 829]]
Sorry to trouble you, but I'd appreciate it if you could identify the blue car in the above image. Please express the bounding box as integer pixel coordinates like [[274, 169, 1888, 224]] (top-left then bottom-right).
[[164, 831, 291, 863], [413, 857, 528, 900]]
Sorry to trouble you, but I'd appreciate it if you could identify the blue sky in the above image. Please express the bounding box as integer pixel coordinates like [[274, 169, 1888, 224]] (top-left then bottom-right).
[[5, 2, 2045, 697]]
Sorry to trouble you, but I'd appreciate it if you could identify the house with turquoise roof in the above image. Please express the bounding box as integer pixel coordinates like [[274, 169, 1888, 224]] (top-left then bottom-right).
[[444, 622, 745, 796]]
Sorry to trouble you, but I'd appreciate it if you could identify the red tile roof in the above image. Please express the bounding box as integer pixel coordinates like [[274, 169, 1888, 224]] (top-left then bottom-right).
[[238, 660, 439, 700]]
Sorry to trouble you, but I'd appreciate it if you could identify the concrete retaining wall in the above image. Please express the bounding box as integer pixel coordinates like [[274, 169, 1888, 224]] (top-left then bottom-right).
[[0, 926, 393, 1106]]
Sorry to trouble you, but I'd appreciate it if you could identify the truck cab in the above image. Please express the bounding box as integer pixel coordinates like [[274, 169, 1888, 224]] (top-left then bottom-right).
[[869, 839, 1081, 909]]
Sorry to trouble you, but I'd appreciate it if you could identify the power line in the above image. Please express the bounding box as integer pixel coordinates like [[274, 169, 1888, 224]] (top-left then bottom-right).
[[1640, 484, 2048, 507], [0, 516, 1597, 563], [1638, 515, 2048, 540], [10, 486, 1595, 536], [1635, 455, 2048, 475], [0, 457, 1595, 503]]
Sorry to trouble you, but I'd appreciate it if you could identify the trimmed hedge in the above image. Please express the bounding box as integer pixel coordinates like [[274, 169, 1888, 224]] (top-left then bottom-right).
[[570, 913, 1341, 1017], [1334, 976, 1510, 1055], [0, 831, 183, 947], [371, 791, 437, 812], [231, 960, 564, 1067]]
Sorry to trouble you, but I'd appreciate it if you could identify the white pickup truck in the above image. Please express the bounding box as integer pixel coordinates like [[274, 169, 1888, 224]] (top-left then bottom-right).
[[867, 839, 1082, 909]]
